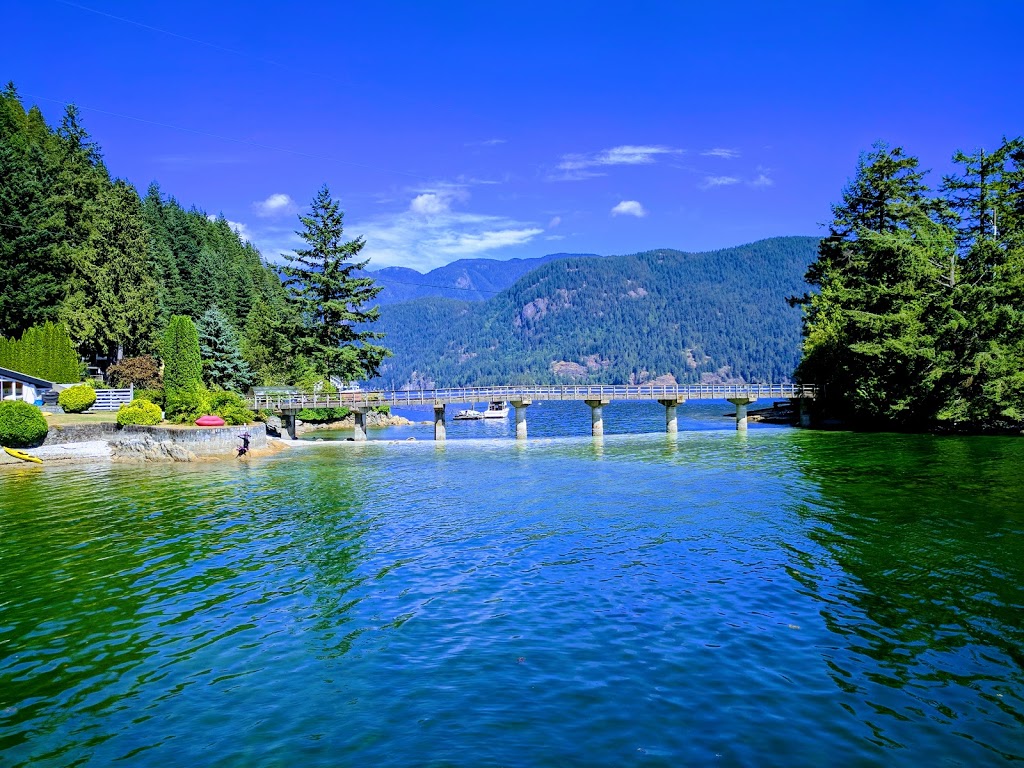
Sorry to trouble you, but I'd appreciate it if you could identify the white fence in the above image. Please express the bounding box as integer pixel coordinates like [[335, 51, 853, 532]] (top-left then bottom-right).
[[89, 387, 134, 411]]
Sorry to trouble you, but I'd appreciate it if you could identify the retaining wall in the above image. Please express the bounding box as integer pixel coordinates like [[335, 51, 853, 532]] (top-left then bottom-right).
[[120, 423, 267, 456]]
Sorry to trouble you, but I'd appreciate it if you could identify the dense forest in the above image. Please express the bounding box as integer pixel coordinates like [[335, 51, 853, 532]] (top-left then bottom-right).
[[0, 84, 305, 386], [794, 139, 1024, 430], [371, 237, 819, 388]]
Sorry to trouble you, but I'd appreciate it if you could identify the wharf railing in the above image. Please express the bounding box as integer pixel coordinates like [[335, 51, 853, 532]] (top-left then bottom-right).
[[251, 383, 818, 412]]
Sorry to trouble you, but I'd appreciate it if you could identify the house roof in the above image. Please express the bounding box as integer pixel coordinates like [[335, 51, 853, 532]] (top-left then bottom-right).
[[0, 367, 54, 388]]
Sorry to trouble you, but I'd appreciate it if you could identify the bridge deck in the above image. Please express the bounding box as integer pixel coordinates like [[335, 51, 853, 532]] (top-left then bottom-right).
[[252, 383, 817, 412]]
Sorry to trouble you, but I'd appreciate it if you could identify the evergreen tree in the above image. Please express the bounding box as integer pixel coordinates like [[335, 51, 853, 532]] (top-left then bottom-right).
[[938, 139, 1024, 423], [94, 180, 160, 359], [282, 185, 389, 381], [241, 297, 296, 385], [162, 315, 203, 416], [197, 307, 252, 391], [793, 143, 956, 426]]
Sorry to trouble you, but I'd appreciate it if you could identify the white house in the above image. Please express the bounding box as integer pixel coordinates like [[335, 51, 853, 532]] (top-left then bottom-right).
[[0, 367, 53, 405]]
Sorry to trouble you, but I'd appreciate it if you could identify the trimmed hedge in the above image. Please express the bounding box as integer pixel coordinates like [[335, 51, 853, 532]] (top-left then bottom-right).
[[0, 401, 48, 447], [58, 384, 97, 413], [117, 398, 163, 426]]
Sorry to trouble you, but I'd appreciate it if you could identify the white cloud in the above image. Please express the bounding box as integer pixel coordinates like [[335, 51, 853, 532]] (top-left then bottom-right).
[[253, 193, 298, 218], [545, 234, 567, 241], [611, 200, 647, 218], [701, 176, 741, 188], [551, 144, 683, 180], [409, 192, 450, 215], [548, 216, 562, 229], [466, 138, 506, 147], [352, 189, 545, 270], [701, 148, 740, 159], [749, 168, 774, 187]]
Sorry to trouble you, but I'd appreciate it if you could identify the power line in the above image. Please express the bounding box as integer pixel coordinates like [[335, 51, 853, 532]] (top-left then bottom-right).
[[50, 0, 355, 95], [21, 91, 429, 181]]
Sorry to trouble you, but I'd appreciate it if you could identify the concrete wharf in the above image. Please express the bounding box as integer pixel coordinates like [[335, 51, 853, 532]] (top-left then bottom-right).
[[252, 383, 818, 441]]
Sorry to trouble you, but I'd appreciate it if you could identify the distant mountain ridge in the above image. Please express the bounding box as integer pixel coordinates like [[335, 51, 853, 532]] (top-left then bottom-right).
[[370, 236, 820, 389], [364, 253, 599, 305]]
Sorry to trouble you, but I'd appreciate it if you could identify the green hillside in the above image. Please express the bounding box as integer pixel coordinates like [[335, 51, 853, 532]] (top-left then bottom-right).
[[371, 236, 818, 388]]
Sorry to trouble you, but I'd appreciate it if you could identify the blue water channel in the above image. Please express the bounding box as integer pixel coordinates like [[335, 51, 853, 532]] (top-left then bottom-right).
[[1, 402, 1022, 766]]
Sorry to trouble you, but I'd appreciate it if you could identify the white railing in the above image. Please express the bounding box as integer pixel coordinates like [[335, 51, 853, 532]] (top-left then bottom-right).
[[89, 386, 134, 411], [251, 383, 818, 412]]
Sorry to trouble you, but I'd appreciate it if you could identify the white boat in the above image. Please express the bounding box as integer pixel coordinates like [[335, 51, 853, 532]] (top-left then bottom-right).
[[453, 401, 509, 420]]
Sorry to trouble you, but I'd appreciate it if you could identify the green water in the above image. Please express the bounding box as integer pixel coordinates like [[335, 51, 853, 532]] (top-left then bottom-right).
[[1, 415, 1022, 766]]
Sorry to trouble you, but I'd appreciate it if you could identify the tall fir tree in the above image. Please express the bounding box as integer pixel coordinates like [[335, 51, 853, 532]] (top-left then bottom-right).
[[197, 307, 252, 391], [282, 185, 388, 382]]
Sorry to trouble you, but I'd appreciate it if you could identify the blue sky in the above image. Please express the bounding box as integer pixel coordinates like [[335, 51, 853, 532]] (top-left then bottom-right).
[[6, 1, 1024, 271]]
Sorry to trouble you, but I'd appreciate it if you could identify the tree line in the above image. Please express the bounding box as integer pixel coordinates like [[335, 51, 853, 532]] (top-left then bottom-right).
[[0, 83, 385, 395], [793, 138, 1024, 430]]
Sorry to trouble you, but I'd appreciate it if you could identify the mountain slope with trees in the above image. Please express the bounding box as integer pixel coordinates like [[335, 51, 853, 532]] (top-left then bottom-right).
[[365, 252, 599, 305], [371, 237, 819, 388]]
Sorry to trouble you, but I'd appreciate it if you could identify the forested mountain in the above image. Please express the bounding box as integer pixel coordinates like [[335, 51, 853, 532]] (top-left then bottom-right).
[[365, 252, 598, 305], [0, 84, 298, 383], [370, 237, 819, 388]]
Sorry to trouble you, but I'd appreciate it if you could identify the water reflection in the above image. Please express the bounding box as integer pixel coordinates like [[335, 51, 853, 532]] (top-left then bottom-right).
[[786, 431, 1024, 761]]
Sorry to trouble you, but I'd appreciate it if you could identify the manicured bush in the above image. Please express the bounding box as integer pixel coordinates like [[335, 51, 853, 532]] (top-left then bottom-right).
[[0, 401, 48, 447], [208, 389, 255, 425], [117, 398, 163, 426], [166, 389, 210, 424], [58, 384, 97, 413]]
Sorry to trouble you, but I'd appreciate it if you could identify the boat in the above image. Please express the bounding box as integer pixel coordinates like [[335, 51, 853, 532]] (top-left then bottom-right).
[[453, 401, 509, 420], [3, 446, 43, 464]]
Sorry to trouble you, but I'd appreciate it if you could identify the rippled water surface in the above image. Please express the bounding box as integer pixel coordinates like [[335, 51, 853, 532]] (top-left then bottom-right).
[[2, 406, 1023, 766]]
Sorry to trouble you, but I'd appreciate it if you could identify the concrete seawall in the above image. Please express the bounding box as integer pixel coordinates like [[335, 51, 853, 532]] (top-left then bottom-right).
[[118, 424, 267, 458]]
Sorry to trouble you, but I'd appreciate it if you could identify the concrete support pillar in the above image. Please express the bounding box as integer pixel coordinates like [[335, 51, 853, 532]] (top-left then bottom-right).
[[433, 401, 446, 441], [727, 397, 756, 431], [798, 398, 811, 428], [510, 399, 531, 440], [658, 397, 686, 434], [284, 414, 298, 440], [353, 408, 368, 441], [585, 398, 609, 437]]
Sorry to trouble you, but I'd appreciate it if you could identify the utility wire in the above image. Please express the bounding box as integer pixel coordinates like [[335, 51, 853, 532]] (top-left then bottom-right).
[[22, 92, 428, 180]]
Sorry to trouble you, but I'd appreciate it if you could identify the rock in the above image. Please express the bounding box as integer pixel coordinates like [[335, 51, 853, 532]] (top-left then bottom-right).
[[112, 433, 197, 462]]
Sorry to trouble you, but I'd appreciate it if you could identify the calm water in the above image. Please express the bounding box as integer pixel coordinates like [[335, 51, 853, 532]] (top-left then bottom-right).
[[1, 403, 1022, 766]]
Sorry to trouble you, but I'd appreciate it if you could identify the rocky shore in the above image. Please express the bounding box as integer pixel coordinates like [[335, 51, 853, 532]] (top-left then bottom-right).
[[284, 411, 415, 436]]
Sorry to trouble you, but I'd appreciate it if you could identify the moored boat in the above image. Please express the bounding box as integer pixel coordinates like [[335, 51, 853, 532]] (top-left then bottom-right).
[[453, 401, 508, 420]]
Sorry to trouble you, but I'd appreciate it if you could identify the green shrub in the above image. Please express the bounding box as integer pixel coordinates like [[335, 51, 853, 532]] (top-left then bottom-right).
[[0, 401, 48, 447], [106, 355, 162, 389], [117, 398, 163, 426], [58, 384, 97, 413], [208, 389, 254, 425], [296, 406, 350, 423], [166, 388, 210, 424], [134, 388, 165, 407]]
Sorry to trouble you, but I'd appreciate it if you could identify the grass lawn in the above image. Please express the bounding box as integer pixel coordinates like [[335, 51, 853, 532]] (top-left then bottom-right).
[[45, 411, 118, 426]]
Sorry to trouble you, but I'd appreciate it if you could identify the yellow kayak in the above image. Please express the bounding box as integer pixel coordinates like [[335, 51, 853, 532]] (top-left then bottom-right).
[[3, 447, 43, 464]]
